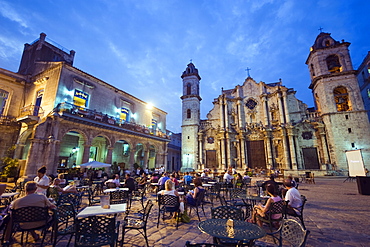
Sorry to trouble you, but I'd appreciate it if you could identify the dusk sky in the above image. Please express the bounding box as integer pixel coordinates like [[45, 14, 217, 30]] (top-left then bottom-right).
[[1, 0, 369, 133]]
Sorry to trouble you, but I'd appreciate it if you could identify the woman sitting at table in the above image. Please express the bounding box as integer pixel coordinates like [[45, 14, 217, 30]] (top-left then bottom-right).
[[185, 178, 205, 206], [50, 178, 78, 194], [138, 173, 148, 189], [158, 180, 184, 213], [249, 184, 282, 227]]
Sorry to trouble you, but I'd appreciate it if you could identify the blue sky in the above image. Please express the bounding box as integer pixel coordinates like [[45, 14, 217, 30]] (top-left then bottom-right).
[[1, 0, 369, 133]]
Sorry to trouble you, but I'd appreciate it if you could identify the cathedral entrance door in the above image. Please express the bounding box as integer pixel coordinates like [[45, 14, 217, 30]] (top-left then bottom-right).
[[206, 150, 217, 169], [302, 148, 320, 169], [246, 140, 266, 169]]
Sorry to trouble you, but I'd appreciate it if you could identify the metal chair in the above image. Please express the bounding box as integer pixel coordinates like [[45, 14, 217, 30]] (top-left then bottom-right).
[[211, 205, 244, 221], [256, 200, 286, 232], [75, 215, 119, 247], [109, 190, 131, 206], [266, 219, 310, 247], [130, 184, 146, 210], [187, 189, 206, 221], [10, 206, 52, 245], [157, 194, 181, 229], [47, 186, 60, 203], [122, 200, 153, 247], [52, 203, 76, 246], [286, 195, 307, 229], [229, 188, 252, 219], [57, 192, 82, 212], [208, 183, 221, 206]]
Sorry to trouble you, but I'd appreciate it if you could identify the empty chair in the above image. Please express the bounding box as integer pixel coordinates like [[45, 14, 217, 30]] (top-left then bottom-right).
[[211, 205, 243, 221], [109, 190, 130, 206], [52, 203, 76, 246], [229, 188, 252, 219], [122, 200, 153, 247], [266, 219, 310, 247], [57, 193, 82, 212], [75, 215, 119, 247]]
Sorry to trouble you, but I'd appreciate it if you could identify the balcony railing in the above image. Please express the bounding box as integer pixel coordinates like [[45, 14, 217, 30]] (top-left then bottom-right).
[[18, 105, 44, 118], [55, 102, 170, 140], [0, 115, 18, 125]]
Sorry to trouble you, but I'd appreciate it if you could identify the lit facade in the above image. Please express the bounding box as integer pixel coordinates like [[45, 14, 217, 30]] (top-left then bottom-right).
[[0, 33, 170, 178]]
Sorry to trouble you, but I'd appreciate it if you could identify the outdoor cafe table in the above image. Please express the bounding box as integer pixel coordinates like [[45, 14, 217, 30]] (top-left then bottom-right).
[[237, 195, 269, 207], [77, 203, 128, 218], [0, 192, 20, 205], [198, 218, 266, 247], [103, 188, 129, 193]]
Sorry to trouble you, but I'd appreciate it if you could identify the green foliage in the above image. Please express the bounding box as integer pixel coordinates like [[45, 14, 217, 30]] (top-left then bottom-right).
[[1, 157, 19, 177]]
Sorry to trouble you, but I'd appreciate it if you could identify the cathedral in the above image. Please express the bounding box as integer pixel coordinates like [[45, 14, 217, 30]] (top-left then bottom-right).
[[181, 32, 370, 175]]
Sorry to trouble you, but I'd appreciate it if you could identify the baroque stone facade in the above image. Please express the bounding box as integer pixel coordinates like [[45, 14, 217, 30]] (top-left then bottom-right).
[[0, 33, 170, 178], [181, 32, 370, 174]]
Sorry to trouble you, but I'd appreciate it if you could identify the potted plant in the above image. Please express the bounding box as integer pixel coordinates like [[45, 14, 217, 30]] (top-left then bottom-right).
[[1, 157, 19, 183]]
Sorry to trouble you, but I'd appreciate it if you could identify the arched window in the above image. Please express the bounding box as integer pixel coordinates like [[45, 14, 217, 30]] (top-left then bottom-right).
[[326, 55, 341, 73], [0, 89, 9, 115], [186, 84, 191, 95], [187, 109, 191, 118], [333, 86, 351, 112]]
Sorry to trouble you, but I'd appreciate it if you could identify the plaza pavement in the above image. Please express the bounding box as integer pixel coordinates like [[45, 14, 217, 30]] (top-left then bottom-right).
[[5, 176, 370, 246]]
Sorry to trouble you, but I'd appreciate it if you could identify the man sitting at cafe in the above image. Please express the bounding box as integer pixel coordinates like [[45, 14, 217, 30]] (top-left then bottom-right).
[[123, 173, 135, 192], [284, 178, 302, 215], [5, 181, 56, 242]]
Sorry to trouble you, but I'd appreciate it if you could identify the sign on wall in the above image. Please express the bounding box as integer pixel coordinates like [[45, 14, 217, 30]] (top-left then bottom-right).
[[345, 149, 366, 177]]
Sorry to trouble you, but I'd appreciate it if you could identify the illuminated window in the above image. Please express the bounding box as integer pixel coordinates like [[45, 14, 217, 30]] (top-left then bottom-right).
[[0, 89, 9, 115], [73, 89, 89, 108], [187, 109, 191, 118], [326, 55, 342, 73], [151, 119, 157, 133], [334, 86, 351, 112]]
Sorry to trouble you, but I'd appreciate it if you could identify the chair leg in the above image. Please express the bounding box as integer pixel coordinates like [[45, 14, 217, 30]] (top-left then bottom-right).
[[195, 207, 200, 221], [144, 228, 149, 247]]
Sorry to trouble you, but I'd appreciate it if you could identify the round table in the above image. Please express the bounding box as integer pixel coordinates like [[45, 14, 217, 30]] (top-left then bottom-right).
[[198, 218, 265, 246]]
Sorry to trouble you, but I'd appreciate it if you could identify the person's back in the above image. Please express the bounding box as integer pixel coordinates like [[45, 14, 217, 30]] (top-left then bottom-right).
[[284, 179, 302, 209], [183, 173, 193, 185]]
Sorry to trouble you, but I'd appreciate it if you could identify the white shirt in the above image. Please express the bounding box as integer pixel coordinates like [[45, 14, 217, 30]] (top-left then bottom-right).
[[34, 175, 50, 195], [285, 187, 302, 208], [223, 173, 234, 182]]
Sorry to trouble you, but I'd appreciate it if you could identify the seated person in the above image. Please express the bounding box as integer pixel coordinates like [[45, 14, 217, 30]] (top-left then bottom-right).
[[158, 180, 184, 213], [138, 173, 148, 189], [158, 173, 170, 191], [186, 178, 205, 206], [57, 173, 67, 187], [6, 181, 56, 242], [223, 170, 234, 187], [170, 174, 179, 188], [51, 178, 78, 194], [123, 173, 135, 192], [183, 172, 193, 185], [105, 174, 120, 188], [262, 174, 280, 195], [284, 178, 302, 215], [250, 184, 282, 227]]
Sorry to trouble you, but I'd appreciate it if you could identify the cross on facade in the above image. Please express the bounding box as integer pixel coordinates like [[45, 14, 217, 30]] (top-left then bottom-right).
[[318, 27, 323, 32], [245, 67, 251, 77], [190, 59, 193, 63]]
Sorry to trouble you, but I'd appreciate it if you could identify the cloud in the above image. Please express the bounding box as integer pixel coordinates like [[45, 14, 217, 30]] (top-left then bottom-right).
[[0, 1, 28, 28]]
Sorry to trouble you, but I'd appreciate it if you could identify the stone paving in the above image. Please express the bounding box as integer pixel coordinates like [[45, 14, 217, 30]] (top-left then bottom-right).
[[4, 177, 370, 246]]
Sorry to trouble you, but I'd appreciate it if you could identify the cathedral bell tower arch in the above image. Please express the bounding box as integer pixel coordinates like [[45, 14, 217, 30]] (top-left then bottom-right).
[[181, 62, 201, 170], [306, 32, 370, 171]]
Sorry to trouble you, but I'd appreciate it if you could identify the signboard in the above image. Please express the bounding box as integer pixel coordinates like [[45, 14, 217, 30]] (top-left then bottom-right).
[[345, 149, 366, 177]]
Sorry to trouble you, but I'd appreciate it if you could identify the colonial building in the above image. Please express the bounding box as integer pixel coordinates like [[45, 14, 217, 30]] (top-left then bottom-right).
[[0, 33, 171, 179], [357, 51, 370, 122], [181, 32, 370, 175], [167, 132, 182, 172]]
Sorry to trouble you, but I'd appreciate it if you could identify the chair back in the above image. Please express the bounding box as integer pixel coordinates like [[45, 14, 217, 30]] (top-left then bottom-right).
[[280, 219, 310, 247], [11, 206, 49, 230], [268, 200, 285, 216], [142, 200, 153, 223], [194, 189, 206, 206], [110, 190, 130, 205], [57, 192, 82, 211], [54, 203, 76, 232], [158, 194, 180, 211], [211, 206, 243, 221], [106, 182, 117, 188], [230, 188, 246, 199], [75, 215, 118, 247], [47, 186, 60, 202]]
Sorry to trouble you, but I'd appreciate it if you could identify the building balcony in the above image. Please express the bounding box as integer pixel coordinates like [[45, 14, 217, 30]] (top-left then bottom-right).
[[54, 102, 171, 141], [0, 115, 19, 126], [16, 105, 44, 124]]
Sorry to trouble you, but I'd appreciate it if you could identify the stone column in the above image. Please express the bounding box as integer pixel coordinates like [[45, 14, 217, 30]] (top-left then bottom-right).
[[278, 93, 285, 123], [143, 149, 149, 169], [82, 144, 91, 164], [262, 95, 269, 126], [14, 144, 25, 160], [239, 133, 246, 168], [294, 135, 303, 169], [198, 132, 203, 165], [264, 130, 273, 169], [105, 147, 114, 164], [129, 149, 136, 170], [282, 129, 290, 168], [23, 138, 45, 179], [282, 91, 290, 123], [225, 132, 231, 168], [220, 134, 226, 168], [287, 128, 297, 169]]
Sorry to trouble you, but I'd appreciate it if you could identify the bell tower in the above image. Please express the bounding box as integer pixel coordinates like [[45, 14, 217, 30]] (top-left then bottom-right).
[[181, 62, 201, 170], [306, 32, 370, 170]]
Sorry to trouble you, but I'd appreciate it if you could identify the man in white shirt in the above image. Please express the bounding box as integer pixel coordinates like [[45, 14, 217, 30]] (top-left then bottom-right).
[[223, 170, 234, 183], [34, 166, 50, 195], [284, 179, 302, 214]]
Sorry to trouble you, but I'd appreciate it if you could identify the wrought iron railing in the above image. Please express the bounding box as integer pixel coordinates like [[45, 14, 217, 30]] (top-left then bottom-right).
[[18, 105, 44, 118], [55, 102, 170, 140]]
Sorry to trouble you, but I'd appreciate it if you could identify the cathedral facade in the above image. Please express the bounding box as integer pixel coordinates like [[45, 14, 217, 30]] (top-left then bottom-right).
[[181, 32, 370, 175]]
